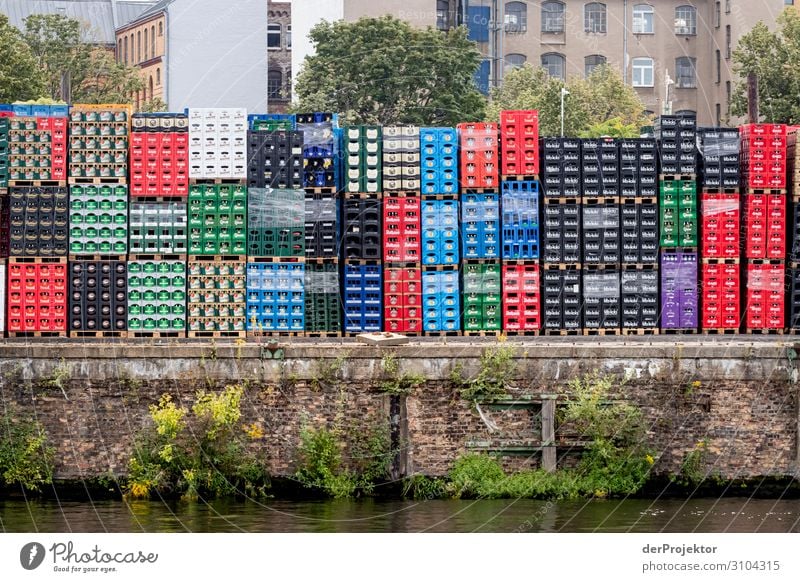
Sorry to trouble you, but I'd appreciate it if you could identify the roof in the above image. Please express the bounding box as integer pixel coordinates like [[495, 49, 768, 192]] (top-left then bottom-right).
[[132, 0, 173, 22], [0, 0, 156, 44]]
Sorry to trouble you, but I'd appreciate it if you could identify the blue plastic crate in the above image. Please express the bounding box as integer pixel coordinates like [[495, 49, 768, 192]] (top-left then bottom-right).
[[11, 104, 31, 116], [31, 105, 50, 117]]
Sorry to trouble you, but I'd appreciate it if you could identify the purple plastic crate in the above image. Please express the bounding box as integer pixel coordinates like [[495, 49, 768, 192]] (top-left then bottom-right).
[[660, 250, 698, 329]]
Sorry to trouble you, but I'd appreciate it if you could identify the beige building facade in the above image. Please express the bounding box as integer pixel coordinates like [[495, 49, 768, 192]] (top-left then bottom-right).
[[293, 0, 794, 126], [116, 10, 167, 109]]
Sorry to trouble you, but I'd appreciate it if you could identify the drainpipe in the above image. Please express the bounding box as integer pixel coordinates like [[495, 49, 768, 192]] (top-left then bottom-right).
[[623, 0, 628, 84]]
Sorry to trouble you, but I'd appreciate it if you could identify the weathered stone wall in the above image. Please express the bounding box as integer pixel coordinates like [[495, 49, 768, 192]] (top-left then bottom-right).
[[0, 339, 797, 480]]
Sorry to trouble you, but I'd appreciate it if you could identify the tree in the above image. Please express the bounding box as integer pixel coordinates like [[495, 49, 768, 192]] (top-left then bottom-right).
[[0, 14, 46, 102], [730, 9, 800, 123], [487, 64, 650, 137], [23, 13, 143, 104], [293, 16, 486, 125]]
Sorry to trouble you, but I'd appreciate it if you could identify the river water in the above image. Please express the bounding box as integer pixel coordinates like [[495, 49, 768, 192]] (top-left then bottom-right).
[[1, 498, 799, 533]]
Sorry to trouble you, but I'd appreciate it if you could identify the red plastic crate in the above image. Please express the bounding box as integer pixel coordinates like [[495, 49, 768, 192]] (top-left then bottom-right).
[[741, 123, 787, 138], [502, 263, 541, 332], [700, 193, 740, 258], [743, 194, 786, 258], [383, 196, 421, 262], [129, 131, 190, 197], [383, 266, 422, 332], [6, 261, 68, 332], [701, 261, 740, 329], [744, 261, 785, 329], [500, 110, 539, 176]]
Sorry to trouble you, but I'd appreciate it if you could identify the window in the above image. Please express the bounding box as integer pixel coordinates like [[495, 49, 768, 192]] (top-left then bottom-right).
[[137, 31, 141, 62], [286, 25, 291, 48], [632, 57, 654, 87], [726, 81, 731, 107], [268, 24, 281, 49], [675, 57, 696, 88], [542, 2, 565, 33], [674, 6, 696, 35], [144, 28, 148, 60], [541, 53, 566, 80], [785, 0, 794, 5], [156, 68, 161, 85], [716, 50, 721, 83], [117, 39, 122, 61], [505, 53, 527, 71], [715, 1, 720, 28], [726, 0, 731, 13], [716, 103, 721, 126], [585, 54, 607, 77], [436, 0, 450, 31], [151, 25, 155, 57], [505, 2, 527, 33], [159, 21, 163, 36], [632, 4, 654, 34], [149, 76, 154, 100], [726, 25, 731, 58], [268, 70, 283, 99], [124, 36, 128, 63], [584, 3, 606, 34]]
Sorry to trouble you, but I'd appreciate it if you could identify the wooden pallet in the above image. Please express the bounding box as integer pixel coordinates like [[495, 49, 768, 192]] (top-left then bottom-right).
[[500, 175, 539, 182], [126, 331, 186, 339], [745, 188, 787, 195], [304, 186, 338, 194], [702, 257, 740, 264], [8, 180, 66, 188], [7, 331, 67, 338], [701, 187, 740, 194], [744, 328, 785, 335], [659, 174, 697, 181], [542, 329, 581, 336], [583, 329, 623, 336], [462, 330, 502, 337], [342, 192, 380, 199], [189, 178, 246, 185], [746, 258, 784, 265], [343, 259, 382, 266], [128, 254, 187, 262], [703, 328, 739, 335], [129, 196, 188, 204], [661, 329, 700, 335], [582, 196, 620, 206], [461, 188, 499, 194], [543, 263, 581, 270], [503, 330, 541, 337], [543, 196, 581, 204], [68, 177, 127, 185], [69, 255, 127, 262], [187, 330, 247, 339], [188, 255, 246, 263], [382, 191, 420, 198], [620, 196, 658, 204], [305, 256, 340, 264], [69, 330, 127, 338], [423, 331, 463, 337], [420, 264, 459, 272], [420, 193, 458, 200], [303, 331, 344, 338], [8, 256, 67, 264], [247, 256, 305, 263], [619, 328, 660, 336], [621, 263, 658, 271], [583, 263, 619, 271], [248, 331, 305, 338]]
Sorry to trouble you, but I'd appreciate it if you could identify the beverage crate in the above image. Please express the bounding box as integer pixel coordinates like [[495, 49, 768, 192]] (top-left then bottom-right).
[[248, 187, 305, 257], [700, 193, 740, 258], [580, 138, 620, 197], [621, 266, 659, 331], [187, 258, 247, 335], [343, 262, 382, 333], [422, 267, 461, 333], [458, 122, 498, 191], [502, 261, 540, 333], [500, 110, 538, 178], [69, 184, 128, 257], [130, 113, 190, 197], [542, 198, 581, 264], [788, 263, 800, 331], [383, 125, 420, 191], [68, 260, 127, 335], [701, 259, 740, 330], [744, 260, 785, 331], [421, 199, 459, 265], [619, 138, 658, 198], [697, 128, 740, 191], [6, 257, 68, 334], [305, 193, 340, 259], [461, 261, 502, 331], [129, 202, 187, 256], [541, 137, 581, 197], [501, 180, 539, 260], [583, 267, 621, 332], [8, 186, 69, 257], [187, 107, 247, 180], [0, 117, 8, 188], [655, 114, 696, 175], [0, 194, 8, 258], [246, 130, 303, 190], [743, 193, 786, 259], [0, 260, 4, 332], [384, 264, 422, 333], [187, 183, 247, 255], [248, 114, 296, 132], [344, 126, 382, 194], [127, 259, 187, 335], [542, 264, 582, 333], [790, 197, 800, 264], [305, 261, 341, 333], [343, 196, 381, 260], [582, 197, 619, 265], [660, 249, 698, 331], [298, 113, 340, 190], [659, 179, 697, 248], [621, 198, 659, 263], [6, 115, 68, 183], [246, 262, 305, 332], [461, 192, 499, 259], [420, 127, 458, 194], [740, 123, 787, 190], [69, 105, 131, 181], [383, 194, 420, 262]]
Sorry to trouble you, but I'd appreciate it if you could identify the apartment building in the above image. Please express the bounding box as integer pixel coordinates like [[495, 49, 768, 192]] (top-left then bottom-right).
[[268, 1, 292, 113], [293, 0, 793, 125]]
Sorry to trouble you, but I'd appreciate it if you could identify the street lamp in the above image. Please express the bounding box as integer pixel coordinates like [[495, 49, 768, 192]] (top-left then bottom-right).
[[560, 87, 569, 137]]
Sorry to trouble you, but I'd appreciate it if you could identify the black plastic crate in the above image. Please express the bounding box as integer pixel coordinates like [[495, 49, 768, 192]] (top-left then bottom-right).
[[69, 260, 127, 332]]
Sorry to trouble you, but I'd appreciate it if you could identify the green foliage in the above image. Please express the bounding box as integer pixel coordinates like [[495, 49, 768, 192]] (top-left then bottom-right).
[[487, 64, 649, 137], [0, 409, 55, 491], [0, 14, 46, 102], [457, 342, 516, 402], [671, 439, 709, 487], [378, 353, 425, 395], [294, 16, 485, 125], [310, 355, 347, 390], [730, 10, 800, 123], [126, 385, 270, 501], [37, 358, 72, 398], [401, 474, 448, 500], [294, 426, 357, 498]]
